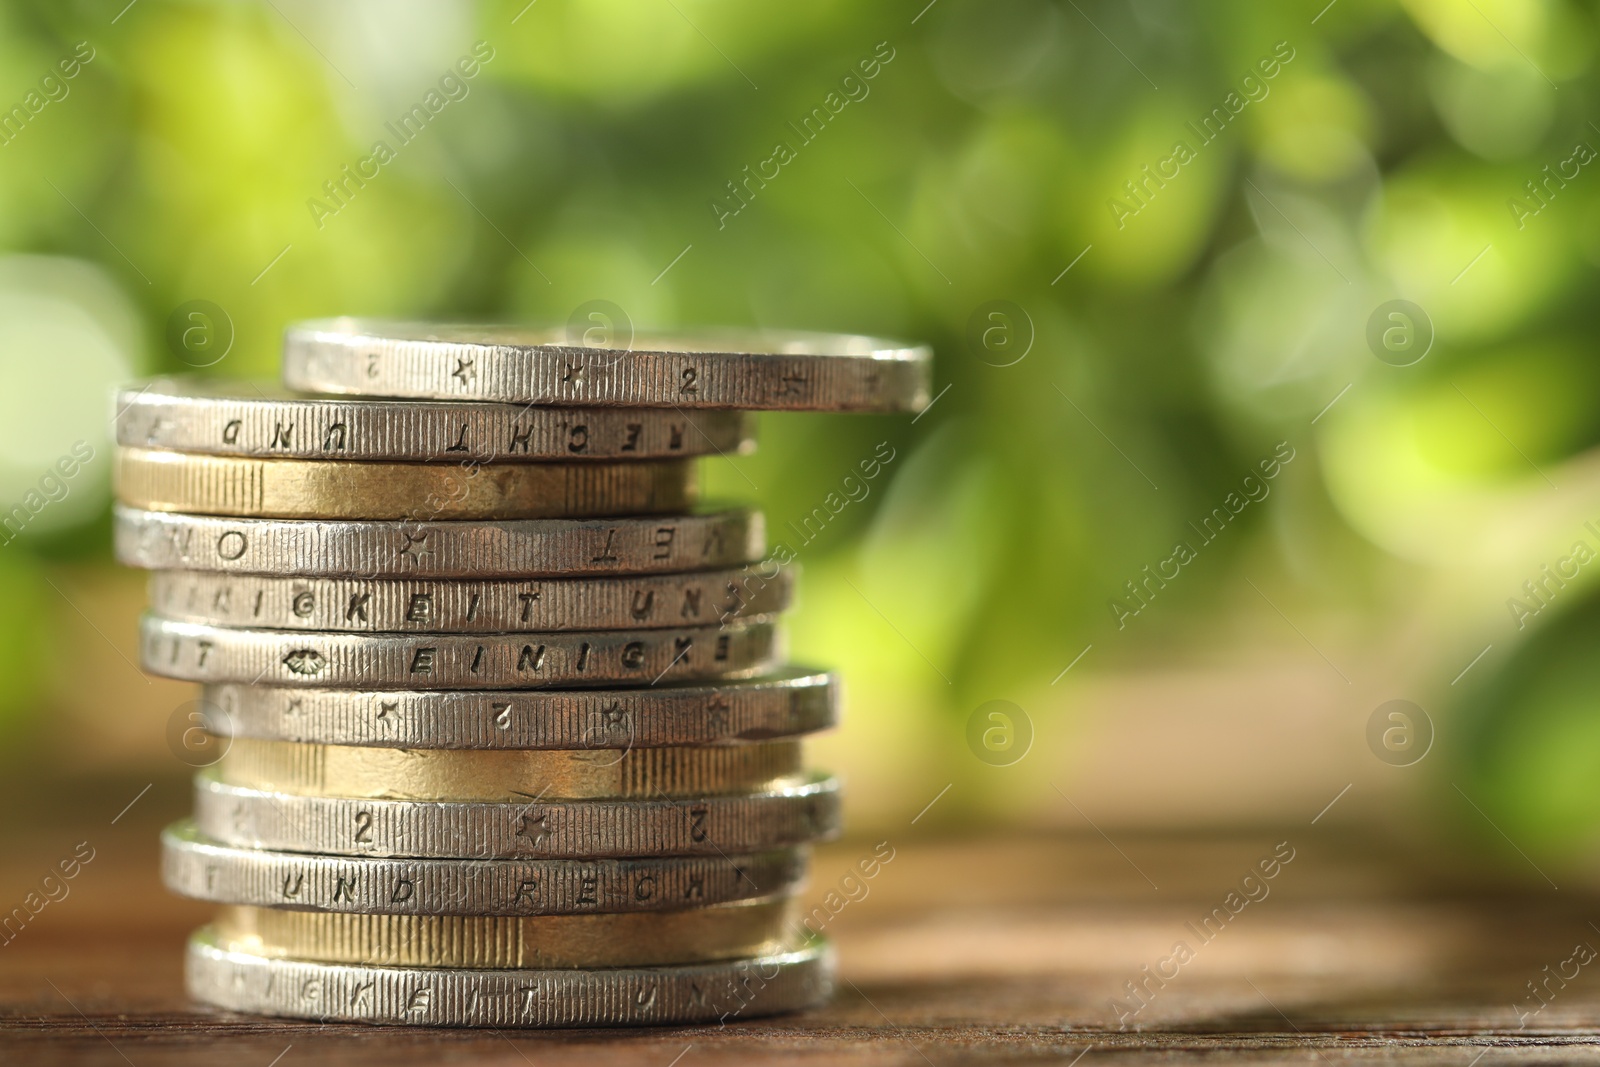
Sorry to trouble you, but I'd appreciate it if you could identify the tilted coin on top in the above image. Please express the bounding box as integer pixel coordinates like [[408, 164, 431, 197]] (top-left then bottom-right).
[[282, 319, 932, 412]]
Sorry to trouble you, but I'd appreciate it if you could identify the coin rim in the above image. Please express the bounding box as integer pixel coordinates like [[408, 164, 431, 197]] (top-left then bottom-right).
[[113, 504, 766, 578], [185, 926, 835, 1026], [212, 735, 806, 801], [192, 772, 843, 858], [200, 668, 839, 749], [161, 819, 809, 914], [140, 613, 784, 689], [146, 565, 792, 633], [209, 895, 799, 969], [115, 377, 756, 460], [114, 447, 698, 520], [284, 319, 932, 412]]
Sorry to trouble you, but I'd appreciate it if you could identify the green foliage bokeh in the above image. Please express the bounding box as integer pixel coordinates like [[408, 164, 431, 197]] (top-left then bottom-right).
[[4, 0, 1600, 853]]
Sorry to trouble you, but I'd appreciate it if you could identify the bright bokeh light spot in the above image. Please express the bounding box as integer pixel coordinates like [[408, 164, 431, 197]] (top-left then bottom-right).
[[1400, 0, 1549, 71], [1365, 170, 1569, 343], [0, 256, 138, 532], [1071, 106, 1232, 285], [1254, 72, 1372, 182]]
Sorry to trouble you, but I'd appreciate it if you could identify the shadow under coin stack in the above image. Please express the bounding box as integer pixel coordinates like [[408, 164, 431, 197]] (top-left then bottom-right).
[[113, 319, 931, 1027]]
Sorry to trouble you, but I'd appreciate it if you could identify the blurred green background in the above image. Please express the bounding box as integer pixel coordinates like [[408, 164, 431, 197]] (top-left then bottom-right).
[[3, 0, 1600, 875]]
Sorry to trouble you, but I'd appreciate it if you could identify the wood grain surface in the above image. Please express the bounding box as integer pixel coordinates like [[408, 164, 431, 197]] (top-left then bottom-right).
[[3, 773, 1599, 1065]]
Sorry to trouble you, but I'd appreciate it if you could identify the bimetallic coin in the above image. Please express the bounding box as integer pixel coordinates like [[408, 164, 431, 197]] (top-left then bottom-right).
[[140, 615, 782, 689], [211, 897, 795, 968], [114, 505, 764, 578], [283, 318, 932, 413], [114, 448, 695, 520], [162, 820, 807, 915], [193, 773, 842, 858], [115, 378, 754, 460], [215, 737, 805, 801], [204, 670, 838, 749], [186, 928, 835, 1026], [148, 566, 792, 633]]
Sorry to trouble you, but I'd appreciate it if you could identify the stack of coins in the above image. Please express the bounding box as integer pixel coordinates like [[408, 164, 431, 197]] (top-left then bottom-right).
[[112, 319, 930, 1027]]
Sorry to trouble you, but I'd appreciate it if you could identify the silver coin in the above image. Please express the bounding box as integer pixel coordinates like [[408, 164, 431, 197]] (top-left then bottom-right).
[[140, 614, 782, 689], [283, 318, 932, 413], [186, 927, 834, 1026], [205, 669, 837, 748], [193, 773, 842, 858], [114, 505, 764, 578], [148, 565, 792, 633], [115, 377, 755, 460], [162, 820, 807, 915]]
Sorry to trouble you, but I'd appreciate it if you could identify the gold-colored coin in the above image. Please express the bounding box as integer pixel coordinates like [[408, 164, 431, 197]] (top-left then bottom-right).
[[113, 447, 696, 520], [214, 737, 804, 801], [211, 898, 797, 968]]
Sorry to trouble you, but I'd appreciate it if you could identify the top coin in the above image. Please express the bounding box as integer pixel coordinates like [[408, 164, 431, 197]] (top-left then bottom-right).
[[282, 319, 933, 412]]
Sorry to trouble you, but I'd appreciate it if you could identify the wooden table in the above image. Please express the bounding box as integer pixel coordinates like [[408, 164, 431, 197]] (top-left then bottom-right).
[[3, 775, 1599, 1064]]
